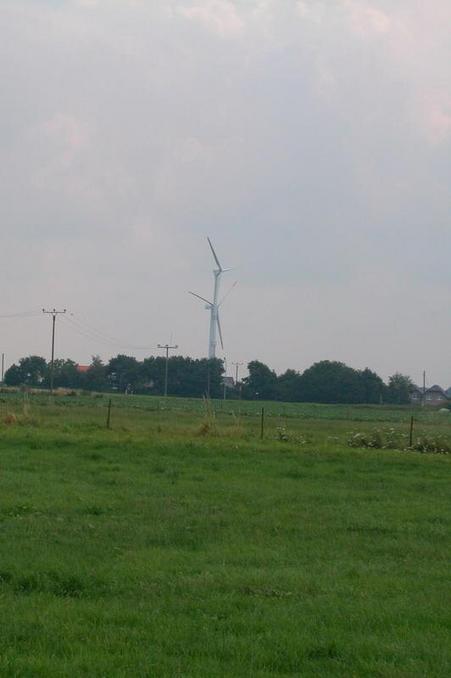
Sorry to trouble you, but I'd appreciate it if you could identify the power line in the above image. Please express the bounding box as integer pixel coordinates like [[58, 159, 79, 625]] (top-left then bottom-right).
[[62, 315, 127, 350], [0, 310, 41, 319], [63, 313, 153, 351]]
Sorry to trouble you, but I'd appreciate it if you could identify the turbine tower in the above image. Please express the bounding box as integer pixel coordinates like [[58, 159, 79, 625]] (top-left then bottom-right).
[[189, 238, 234, 359]]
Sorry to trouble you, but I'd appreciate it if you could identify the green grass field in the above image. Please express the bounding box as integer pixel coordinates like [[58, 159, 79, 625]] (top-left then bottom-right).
[[0, 393, 450, 676]]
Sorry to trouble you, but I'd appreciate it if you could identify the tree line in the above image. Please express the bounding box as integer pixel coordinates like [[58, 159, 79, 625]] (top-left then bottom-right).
[[3, 354, 414, 404]]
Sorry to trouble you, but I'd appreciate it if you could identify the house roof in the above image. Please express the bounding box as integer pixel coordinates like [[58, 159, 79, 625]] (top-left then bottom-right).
[[76, 364, 90, 373], [426, 385, 448, 397], [426, 384, 446, 395]]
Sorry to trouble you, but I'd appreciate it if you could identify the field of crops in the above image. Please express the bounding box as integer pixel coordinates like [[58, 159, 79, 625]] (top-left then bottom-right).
[[0, 392, 450, 676]]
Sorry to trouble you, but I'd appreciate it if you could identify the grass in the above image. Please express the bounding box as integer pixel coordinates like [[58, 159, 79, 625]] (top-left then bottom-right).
[[0, 393, 450, 676]]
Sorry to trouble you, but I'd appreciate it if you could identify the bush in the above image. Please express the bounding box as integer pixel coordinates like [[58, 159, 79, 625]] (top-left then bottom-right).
[[348, 428, 450, 454], [348, 430, 385, 449], [412, 436, 450, 454], [275, 426, 308, 445]]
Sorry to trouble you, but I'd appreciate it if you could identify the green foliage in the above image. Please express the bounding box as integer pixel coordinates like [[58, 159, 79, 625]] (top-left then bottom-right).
[[387, 372, 414, 404], [348, 427, 450, 454], [4, 355, 47, 387], [0, 395, 449, 676], [348, 428, 406, 450], [299, 360, 365, 403], [83, 355, 108, 392], [242, 360, 278, 400], [49, 359, 80, 389], [359, 367, 385, 403], [412, 435, 451, 454], [106, 354, 140, 392], [2, 353, 419, 407], [276, 369, 302, 402]]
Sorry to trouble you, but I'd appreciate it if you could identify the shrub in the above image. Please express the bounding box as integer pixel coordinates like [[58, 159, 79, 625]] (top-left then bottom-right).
[[412, 435, 450, 454], [348, 428, 450, 454]]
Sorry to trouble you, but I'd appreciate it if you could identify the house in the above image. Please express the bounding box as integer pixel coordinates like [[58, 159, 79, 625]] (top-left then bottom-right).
[[424, 385, 449, 406], [76, 365, 90, 374], [410, 386, 423, 404], [411, 384, 449, 406]]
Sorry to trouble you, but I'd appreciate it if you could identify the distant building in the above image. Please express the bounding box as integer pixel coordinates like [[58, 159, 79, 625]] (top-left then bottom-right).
[[410, 386, 423, 404], [410, 384, 449, 406], [76, 364, 90, 374], [424, 385, 449, 406]]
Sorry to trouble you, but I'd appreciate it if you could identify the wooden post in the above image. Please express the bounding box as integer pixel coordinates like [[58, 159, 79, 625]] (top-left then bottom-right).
[[409, 415, 414, 447], [260, 407, 265, 440], [106, 398, 112, 429]]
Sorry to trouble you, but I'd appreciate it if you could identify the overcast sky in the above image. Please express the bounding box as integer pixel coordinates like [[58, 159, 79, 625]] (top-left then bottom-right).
[[1, 0, 450, 385]]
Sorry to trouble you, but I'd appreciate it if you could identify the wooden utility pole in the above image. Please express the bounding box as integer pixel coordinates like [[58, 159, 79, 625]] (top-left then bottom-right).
[[42, 308, 66, 395], [232, 361, 243, 384], [157, 343, 178, 397], [232, 361, 243, 399]]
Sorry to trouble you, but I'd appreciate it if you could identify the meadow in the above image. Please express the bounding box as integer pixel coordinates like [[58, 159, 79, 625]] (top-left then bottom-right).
[[0, 392, 450, 676]]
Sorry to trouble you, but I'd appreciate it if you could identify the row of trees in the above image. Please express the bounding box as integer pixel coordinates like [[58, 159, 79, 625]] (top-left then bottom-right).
[[3, 354, 415, 404], [3, 354, 225, 398], [243, 361, 413, 404]]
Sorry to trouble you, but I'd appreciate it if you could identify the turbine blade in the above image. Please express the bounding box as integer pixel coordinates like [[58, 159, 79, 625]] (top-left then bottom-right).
[[216, 313, 224, 350], [207, 237, 222, 271], [188, 291, 212, 306], [218, 280, 238, 307]]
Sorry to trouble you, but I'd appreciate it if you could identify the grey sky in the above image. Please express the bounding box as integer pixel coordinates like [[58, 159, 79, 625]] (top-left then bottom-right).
[[1, 0, 450, 385]]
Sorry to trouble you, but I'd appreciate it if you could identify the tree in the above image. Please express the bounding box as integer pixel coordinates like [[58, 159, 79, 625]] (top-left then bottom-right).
[[299, 360, 365, 404], [4, 364, 23, 386], [140, 356, 224, 398], [83, 356, 108, 392], [242, 361, 278, 400], [277, 369, 302, 402], [107, 354, 141, 392], [4, 356, 47, 387], [387, 373, 413, 404], [47, 359, 81, 389], [359, 368, 386, 404]]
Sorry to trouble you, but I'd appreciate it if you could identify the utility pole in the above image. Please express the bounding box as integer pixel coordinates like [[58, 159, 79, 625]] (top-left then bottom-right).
[[157, 343, 178, 397], [43, 308, 66, 395], [223, 357, 228, 400], [232, 361, 243, 399], [422, 370, 426, 407], [232, 361, 243, 385], [1, 353, 4, 382]]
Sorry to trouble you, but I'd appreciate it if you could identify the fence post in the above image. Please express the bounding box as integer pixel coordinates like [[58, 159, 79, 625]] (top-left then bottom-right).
[[409, 415, 414, 447], [106, 398, 112, 429], [260, 407, 265, 440]]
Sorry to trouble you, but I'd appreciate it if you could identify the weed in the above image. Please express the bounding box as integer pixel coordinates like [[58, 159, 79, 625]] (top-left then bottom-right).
[[348, 427, 450, 454]]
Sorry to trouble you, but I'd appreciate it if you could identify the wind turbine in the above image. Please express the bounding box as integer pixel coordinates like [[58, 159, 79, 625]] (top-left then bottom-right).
[[189, 238, 235, 360]]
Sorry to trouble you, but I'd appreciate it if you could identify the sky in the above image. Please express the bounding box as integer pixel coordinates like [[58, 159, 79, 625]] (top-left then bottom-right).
[[1, 0, 450, 386]]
